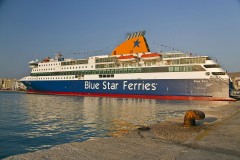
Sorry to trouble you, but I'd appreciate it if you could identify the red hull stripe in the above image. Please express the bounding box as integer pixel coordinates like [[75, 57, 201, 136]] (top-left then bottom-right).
[[27, 90, 236, 101]]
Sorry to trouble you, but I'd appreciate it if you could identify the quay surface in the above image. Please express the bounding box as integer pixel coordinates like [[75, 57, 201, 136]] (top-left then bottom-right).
[[4, 101, 240, 160]]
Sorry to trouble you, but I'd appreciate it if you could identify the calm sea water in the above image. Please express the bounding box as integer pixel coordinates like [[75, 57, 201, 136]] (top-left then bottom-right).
[[0, 91, 228, 159]]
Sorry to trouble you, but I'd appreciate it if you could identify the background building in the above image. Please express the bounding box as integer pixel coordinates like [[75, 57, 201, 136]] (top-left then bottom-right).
[[228, 72, 240, 90], [0, 78, 3, 89], [0, 78, 26, 91]]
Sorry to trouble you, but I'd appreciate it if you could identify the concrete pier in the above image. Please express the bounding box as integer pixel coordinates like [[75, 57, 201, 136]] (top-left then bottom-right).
[[4, 101, 240, 160]]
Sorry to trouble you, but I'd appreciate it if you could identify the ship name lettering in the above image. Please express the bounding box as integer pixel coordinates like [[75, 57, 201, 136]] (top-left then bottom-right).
[[85, 81, 100, 90], [123, 81, 157, 91], [102, 81, 119, 90]]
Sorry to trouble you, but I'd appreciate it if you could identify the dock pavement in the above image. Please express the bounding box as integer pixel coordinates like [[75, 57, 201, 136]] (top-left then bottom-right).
[[4, 101, 240, 160]]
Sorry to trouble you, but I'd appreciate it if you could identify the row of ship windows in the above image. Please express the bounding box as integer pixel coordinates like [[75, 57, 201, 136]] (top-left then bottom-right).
[[34, 61, 215, 73], [33, 68, 56, 71], [99, 74, 114, 78], [33, 63, 159, 72], [32, 66, 93, 72], [61, 60, 88, 65], [28, 71, 225, 81], [39, 63, 61, 67], [30, 65, 205, 76], [36, 57, 209, 68], [28, 76, 76, 80], [58, 57, 207, 66], [34, 62, 156, 72]]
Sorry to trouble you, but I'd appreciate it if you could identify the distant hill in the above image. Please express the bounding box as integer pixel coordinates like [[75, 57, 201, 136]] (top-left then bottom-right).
[[228, 72, 240, 78]]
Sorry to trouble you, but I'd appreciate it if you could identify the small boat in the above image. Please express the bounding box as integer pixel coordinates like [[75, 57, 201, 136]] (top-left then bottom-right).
[[141, 53, 161, 61], [118, 55, 138, 62]]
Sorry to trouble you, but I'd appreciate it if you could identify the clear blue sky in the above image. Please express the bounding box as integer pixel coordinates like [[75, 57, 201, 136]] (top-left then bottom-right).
[[0, 0, 240, 78]]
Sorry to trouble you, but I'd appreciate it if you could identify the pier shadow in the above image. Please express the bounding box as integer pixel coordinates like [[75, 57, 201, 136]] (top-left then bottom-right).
[[197, 117, 217, 125]]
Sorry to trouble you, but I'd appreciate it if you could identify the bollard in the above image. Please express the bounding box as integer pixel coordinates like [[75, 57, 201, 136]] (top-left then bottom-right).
[[138, 126, 150, 131], [184, 110, 205, 127]]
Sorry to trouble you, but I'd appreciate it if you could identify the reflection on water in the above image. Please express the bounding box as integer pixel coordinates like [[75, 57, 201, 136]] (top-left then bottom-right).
[[0, 92, 228, 158]]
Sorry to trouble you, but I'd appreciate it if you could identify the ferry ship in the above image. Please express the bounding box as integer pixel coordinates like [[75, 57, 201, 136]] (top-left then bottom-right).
[[20, 31, 234, 101]]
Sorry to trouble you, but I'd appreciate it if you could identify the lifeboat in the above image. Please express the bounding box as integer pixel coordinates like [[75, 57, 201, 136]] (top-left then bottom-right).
[[141, 53, 161, 61], [42, 57, 50, 63], [118, 55, 138, 62]]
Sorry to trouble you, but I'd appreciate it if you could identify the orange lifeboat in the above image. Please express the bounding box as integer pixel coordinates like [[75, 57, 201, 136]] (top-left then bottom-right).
[[42, 57, 50, 63], [118, 55, 138, 62], [141, 53, 161, 60]]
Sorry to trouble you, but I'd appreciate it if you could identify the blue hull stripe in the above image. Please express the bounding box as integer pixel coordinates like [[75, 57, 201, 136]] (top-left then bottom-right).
[[23, 79, 212, 97]]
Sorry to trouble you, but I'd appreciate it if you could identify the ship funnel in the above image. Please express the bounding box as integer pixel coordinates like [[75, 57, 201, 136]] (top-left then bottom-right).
[[111, 31, 150, 55]]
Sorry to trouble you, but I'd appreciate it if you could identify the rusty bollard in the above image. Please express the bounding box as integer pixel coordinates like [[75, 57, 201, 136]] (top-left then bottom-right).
[[138, 126, 150, 131], [184, 110, 205, 127]]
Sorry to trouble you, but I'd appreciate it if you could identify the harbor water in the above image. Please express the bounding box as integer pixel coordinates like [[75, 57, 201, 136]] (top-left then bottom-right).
[[0, 91, 228, 159]]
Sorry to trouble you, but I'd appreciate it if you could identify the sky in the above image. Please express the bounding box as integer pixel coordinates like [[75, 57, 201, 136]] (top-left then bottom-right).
[[0, 0, 240, 79]]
